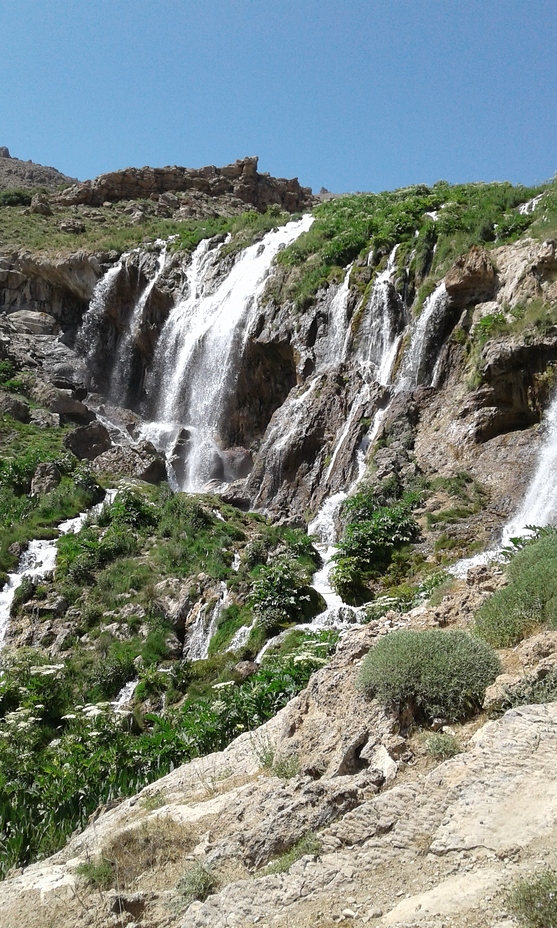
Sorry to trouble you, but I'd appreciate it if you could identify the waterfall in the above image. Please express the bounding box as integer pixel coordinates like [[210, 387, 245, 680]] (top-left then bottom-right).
[[396, 282, 449, 390], [359, 245, 404, 384], [186, 582, 229, 661], [451, 392, 557, 577], [108, 243, 169, 403], [75, 259, 125, 365], [0, 491, 117, 652], [142, 215, 314, 491], [322, 265, 353, 367]]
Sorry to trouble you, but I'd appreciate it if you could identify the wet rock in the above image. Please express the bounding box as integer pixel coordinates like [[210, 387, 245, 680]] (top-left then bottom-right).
[[234, 660, 259, 680], [63, 421, 112, 460], [30, 462, 61, 496]]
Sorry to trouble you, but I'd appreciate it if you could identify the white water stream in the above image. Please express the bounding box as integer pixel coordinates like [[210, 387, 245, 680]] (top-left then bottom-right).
[[0, 491, 117, 652], [109, 243, 169, 401], [451, 390, 557, 578], [142, 215, 314, 491]]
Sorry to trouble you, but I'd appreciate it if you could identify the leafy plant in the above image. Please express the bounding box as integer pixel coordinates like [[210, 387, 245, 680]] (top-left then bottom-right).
[[425, 732, 462, 759], [358, 629, 500, 722]]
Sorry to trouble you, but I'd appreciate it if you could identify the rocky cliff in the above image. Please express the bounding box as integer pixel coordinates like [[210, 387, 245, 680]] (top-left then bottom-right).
[[1, 165, 557, 928]]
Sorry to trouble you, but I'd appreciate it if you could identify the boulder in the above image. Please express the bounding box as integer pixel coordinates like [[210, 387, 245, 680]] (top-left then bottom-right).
[[58, 219, 85, 234], [92, 441, 166, 484], [444, 245, 497, 308], [63, 421, 112, 460], [32, 381, 95, 424], [29, 193, 52, 216], [7, 310, 59, 335], [0, 391, 30, 422], [30, 462, 61, 496]]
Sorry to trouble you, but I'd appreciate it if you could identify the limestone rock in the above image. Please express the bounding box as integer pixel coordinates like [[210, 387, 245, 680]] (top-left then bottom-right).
[[30, 462, 61, 496], [63, 421, 112, 460], [0, 390, 30, 422], [29, 193, 52, 216], [444, 245, 496, 308], [7, 310, 59, 335], [92, 441, 166, 483], [55, 156, 314, 213]]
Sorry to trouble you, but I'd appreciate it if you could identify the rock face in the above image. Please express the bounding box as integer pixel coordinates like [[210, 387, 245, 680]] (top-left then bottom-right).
[[63, 421, 112, 460], [444, 245, 497, 308], [91, 441, 166, 483], [55, 156, 314, 213]]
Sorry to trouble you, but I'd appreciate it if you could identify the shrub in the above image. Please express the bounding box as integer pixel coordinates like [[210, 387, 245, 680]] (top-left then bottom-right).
[[509, 868, 557, 928], [425, 732, 462, 759], [176, 861, 217, 905], [249, 556, 311, 631], [358, 629, 500, 722], [76, 857, 114, 889], [474, 532, 557, 646]]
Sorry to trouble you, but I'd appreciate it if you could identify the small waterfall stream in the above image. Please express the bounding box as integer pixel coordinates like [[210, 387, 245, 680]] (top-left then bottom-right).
[[0, 491, 117, 652], [452, 390, 557, 577]]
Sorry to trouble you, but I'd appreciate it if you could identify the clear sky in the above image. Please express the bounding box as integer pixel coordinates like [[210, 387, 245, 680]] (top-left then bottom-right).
[[1, 0, 556, 193]]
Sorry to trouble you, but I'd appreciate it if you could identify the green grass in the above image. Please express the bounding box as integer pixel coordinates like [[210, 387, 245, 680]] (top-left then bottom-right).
[[474, 531, 557, 646], [0, 201, 293, 256], [262, 831, 322, 874], [267, 179, 549, 309]]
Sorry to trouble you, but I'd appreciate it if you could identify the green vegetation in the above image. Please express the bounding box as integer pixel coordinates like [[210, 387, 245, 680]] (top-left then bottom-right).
[[0, 632, 335, 877], [358, 629, 500, 723], [75, 857, 114, 890], [176, 862, 218, 905], [0, 198, 292, 256], [263, 831, 322, 875], [330, 487, 421, 604], [425, 732, 462, 759], [0, 411, 103, 577], [474, 530, 557, 647], [269, 179, 550, 309], [509, 868, 557, 928]]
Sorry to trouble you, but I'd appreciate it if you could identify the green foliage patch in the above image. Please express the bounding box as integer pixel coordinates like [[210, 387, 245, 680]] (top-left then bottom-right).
[[509, 868, 557, 928], [358, 629, 500, 722], [270, 179, 548, 309], [474, 531, 557, 646]]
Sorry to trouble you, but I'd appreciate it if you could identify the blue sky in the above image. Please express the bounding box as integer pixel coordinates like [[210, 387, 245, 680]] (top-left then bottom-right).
[[1, 0, 556, 193]]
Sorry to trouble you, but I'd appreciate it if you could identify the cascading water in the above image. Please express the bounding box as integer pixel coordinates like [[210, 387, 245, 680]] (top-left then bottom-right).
[[108, 243, 168, 402], [0, 491, 117, 652], [451, 390, 557, 578], [142, 215, 314, 491], [186, 582, 229, 661], [75, 260, 125, 366], [396, 282, 449, 391]]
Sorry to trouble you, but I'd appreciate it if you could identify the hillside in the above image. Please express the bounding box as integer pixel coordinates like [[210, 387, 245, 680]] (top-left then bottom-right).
[[1, 156, 557, 927], [0, 146, 77, 192]]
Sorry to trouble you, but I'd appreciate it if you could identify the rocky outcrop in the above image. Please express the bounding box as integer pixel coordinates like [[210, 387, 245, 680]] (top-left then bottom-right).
[[0, 150, 77, 191], [0, 250, 102, 327], [91, 441, 166, 483], [63, 421, 112, 460], [444, 245, 497, 308], [55, 157, 314, 213]]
